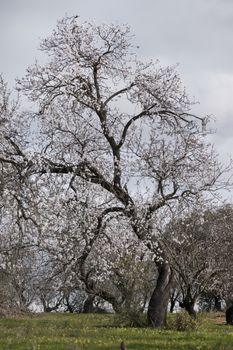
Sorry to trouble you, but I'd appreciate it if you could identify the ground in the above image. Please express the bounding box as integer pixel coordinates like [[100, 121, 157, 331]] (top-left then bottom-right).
[[0, 312, 232, 349]]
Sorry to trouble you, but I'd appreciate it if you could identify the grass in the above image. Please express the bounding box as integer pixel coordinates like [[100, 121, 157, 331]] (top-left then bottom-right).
[[0, 312, 233, 349]]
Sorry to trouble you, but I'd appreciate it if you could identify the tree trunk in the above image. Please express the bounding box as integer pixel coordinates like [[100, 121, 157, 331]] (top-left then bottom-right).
[[83, 295, 95, 313], [179, 285, 197, 319], [65, 296, 74, 313], [184, 301, 196, 319], [214, 295, 221, 312], [179, 296, 196, 319], [169, 288, 179, 313], [147, 262, 173, 327], [170, 298, 176, 313], [226, 305, 233, 325]]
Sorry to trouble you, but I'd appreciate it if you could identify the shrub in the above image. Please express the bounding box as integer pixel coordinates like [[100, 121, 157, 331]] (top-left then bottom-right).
[[167, 311, 200, 331], [114, 309, 147, 327]]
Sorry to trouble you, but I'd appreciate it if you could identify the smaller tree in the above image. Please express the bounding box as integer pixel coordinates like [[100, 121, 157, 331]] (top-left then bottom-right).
[[163, 205, 229, 318]]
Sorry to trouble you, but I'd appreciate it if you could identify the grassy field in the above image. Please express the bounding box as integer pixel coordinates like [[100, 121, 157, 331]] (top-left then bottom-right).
[[0, 312, 233, 350]]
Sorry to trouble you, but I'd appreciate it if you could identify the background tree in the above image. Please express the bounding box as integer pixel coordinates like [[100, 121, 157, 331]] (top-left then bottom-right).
[[164, 204, 233, 318]]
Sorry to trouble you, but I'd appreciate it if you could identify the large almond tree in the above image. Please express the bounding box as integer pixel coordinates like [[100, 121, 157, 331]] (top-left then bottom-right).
[[1, 16, 227, 326]]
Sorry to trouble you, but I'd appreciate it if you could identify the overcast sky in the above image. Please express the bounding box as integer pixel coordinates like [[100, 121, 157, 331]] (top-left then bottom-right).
[[1, 0, 233, 187]]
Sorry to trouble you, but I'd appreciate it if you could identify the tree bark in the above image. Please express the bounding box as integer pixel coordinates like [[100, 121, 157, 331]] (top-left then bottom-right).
[[147, 262, 173, 327]]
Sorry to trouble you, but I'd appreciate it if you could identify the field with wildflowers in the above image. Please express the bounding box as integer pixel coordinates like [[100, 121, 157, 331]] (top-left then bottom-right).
[[0, 312, 233, 350]]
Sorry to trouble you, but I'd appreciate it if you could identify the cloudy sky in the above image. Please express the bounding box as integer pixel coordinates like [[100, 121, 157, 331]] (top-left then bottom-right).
[[1, 0, 233, 169]]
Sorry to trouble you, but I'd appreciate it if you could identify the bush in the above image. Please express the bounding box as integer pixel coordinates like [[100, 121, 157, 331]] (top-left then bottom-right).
[[114, 309, 147, 327], [167, 311, 200, 331]]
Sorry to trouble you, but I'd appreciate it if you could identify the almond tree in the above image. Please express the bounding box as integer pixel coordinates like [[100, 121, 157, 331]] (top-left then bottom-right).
[[1, 16, 227, 326], [164, 204, 233, 318]]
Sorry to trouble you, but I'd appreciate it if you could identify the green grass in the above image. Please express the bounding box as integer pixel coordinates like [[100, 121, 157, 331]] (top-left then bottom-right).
[[0, 312, 233, 350]]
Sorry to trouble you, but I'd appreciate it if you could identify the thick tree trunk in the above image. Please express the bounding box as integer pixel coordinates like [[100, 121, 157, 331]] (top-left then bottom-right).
[[147, 262, 173, 327]]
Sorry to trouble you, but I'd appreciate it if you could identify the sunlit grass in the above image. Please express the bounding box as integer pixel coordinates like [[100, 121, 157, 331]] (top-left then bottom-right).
[[0, 312, 232, 349]]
